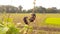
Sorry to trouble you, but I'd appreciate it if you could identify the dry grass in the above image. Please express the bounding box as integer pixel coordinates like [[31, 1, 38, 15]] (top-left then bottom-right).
[[0, 13, 60, 34]]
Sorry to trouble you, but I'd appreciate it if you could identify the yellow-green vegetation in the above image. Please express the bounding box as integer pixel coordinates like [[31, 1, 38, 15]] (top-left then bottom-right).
[[45, 18, 60, 25], [0, 13, 60, 34]]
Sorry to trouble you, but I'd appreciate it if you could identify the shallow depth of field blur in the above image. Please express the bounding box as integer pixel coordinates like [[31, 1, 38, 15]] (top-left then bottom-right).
[[0, 0, 60, 34], [0, 13, 60, 34]]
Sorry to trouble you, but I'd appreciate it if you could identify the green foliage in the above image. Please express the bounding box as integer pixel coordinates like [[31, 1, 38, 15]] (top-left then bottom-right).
[[0, 25, 8, 34], [6, 27, 20, 34], [0, 17, 20, 34], [0, 16, 33, 34]]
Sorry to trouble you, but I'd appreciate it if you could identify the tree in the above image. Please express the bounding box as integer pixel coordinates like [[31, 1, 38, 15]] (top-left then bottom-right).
[[46, 7, 57, 13], [5, 5, 18, 13], [27, 9, 33, 13], [33, 6, 46, 13], [18, 5, 23, 13]]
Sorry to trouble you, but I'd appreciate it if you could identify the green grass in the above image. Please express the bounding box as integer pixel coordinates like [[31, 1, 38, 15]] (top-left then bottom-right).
[[45, 18, 60, 25]]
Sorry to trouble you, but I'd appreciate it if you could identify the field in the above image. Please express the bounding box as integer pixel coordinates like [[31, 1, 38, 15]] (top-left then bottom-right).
[[0, 13, 60, 34], [45, 18, 60, 25]]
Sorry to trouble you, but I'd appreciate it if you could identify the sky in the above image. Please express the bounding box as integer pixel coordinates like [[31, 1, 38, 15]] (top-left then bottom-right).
[[0, 0, 60, 10]]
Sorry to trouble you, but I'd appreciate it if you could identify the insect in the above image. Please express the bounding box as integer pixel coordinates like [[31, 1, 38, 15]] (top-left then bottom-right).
[[29, 13, 36, 22], [23, 16, 28, 25], [23, 13, 36, 25]]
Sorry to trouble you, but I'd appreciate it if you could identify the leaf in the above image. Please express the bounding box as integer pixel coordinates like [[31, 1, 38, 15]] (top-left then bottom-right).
[[0, 26, 9, 34], [6, 27, 20, 34]]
